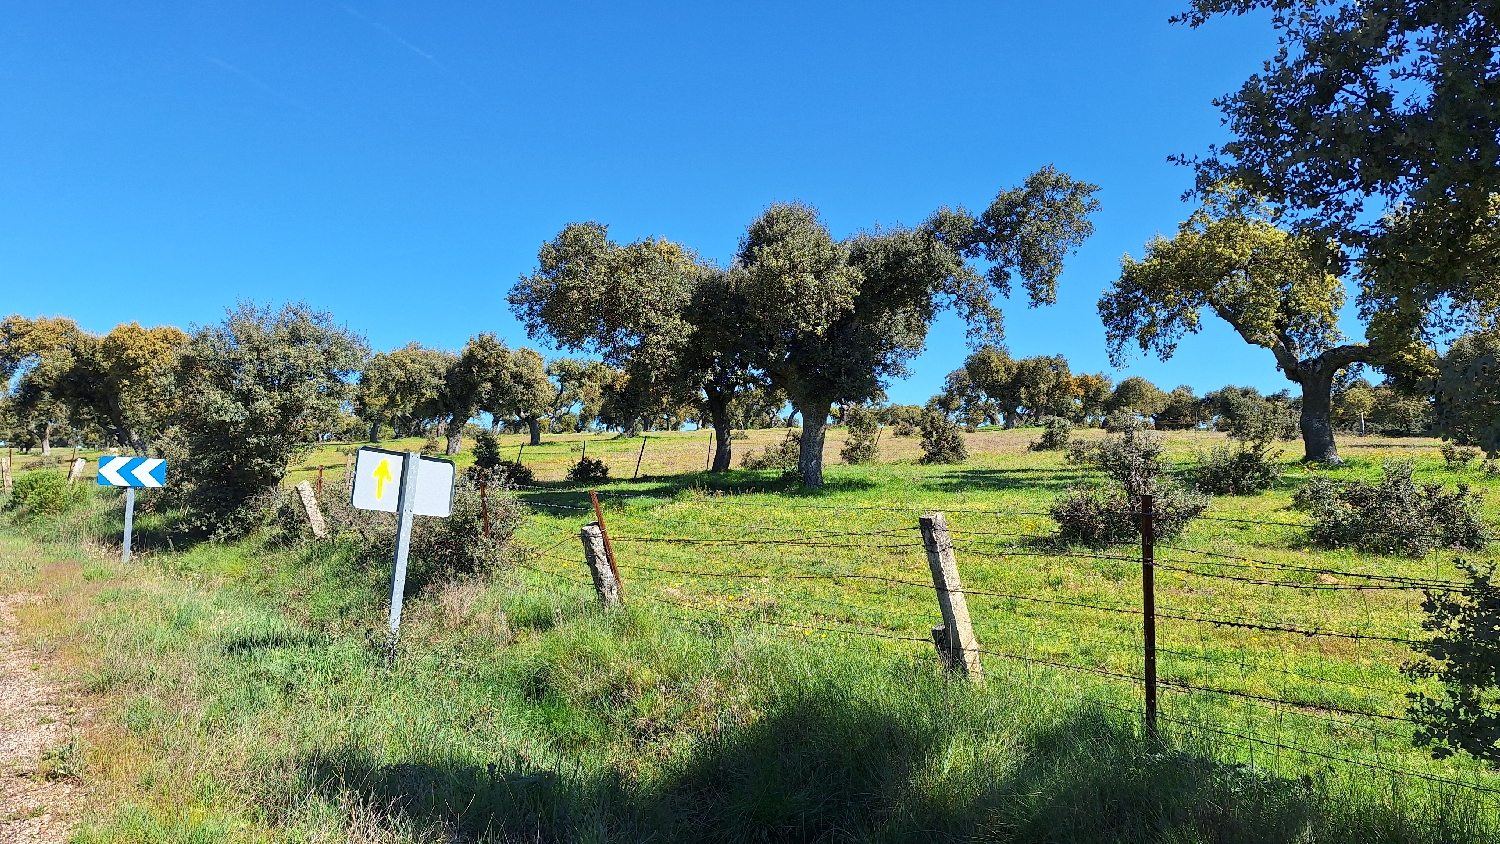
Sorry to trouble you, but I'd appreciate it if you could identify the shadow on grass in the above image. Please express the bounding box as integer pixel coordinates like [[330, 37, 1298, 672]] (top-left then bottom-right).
[[516, 470, 882, 507], [918, 465, 1093, 496], [291, 692, 1481, 843]]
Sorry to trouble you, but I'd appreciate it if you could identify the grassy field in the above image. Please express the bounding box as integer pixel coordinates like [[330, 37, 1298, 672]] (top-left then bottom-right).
[[2, 426, 1499, 841]]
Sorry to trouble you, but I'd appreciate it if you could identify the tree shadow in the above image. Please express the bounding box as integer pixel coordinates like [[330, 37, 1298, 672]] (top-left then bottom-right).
[[287, 690, 1463, 843], [917, 465, 1093, 496]]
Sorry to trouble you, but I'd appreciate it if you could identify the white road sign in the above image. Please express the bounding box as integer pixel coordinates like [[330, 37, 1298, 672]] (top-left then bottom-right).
[[350, 447, 455, 517]]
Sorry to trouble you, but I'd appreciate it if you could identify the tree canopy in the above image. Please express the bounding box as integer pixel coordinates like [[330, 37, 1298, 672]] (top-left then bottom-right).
[[1100, 193, 1375, 461], [1177, 0, 1500, 344]]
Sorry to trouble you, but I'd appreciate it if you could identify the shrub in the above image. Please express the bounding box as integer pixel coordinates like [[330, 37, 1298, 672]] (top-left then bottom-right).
[[1194, 446, 1284, 496], [919, 412, 968, 464], [1294, 461, 1492, 556], [566, 456, 610, 484], [742, 431, 801, 471], [6, 471, 87, 519], [1103, 410, 1149, 433], [303, 472, 526, 580], [170, 303, 367, 538], [1030, 417, 1073, 451], [1056, 426, 1207, 543], [1406, 560, 1500, 766], [1442, 443, 1480, 471], [1193, 403, 1294, 495], [473, 431, 502, 471], [839, 406, 881, 465], [1050, 483, 1208, 545]]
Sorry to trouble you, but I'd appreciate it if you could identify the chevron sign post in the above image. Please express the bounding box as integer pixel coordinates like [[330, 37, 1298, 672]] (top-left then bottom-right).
[[96, 457, 168, 563]]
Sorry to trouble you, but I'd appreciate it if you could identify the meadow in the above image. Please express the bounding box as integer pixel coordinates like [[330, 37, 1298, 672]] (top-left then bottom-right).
[[2, 425, 1499, 842]]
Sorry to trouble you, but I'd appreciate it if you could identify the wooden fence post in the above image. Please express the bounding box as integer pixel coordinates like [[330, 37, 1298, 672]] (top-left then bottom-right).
[[1139, 493, 1158, 738], [634, 438, 647, 479], [316, 465, 324, 496], [67, 458, 86, 485], [478, 479, 491, 537], [344, 454, 354, 492], [295, 481, 328, 539], [1, 452, 11, 494], [919, 512, 983, 682], [580, 523, 622, 606]]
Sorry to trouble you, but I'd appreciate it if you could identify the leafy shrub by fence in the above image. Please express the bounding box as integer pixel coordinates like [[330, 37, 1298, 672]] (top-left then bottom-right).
[[1030, 417, 1073, 452], [5, 471, 88, 520], [1294, 461, 1492, 557], [840, 407, 881, 465], [566, 457, 610, 484], [1056, 427, 1206, 544]]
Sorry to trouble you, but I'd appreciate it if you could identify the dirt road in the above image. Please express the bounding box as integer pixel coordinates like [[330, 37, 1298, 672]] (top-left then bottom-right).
[[0, 594, 83, 843]]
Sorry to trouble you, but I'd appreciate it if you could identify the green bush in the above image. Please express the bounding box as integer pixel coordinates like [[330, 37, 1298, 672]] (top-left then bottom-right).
[[1050, 483, 1207, 545], [1194, 446, 1283, 496], [1030, 417, 1073, 451], [473, 431, 502, 471], [839, 407, 881, 465], [566, 456, 610, 484], [1442, 443, 1480, 471], [1057, 427, 1207, 543], [919, 412, 968, 464], [6, 470, 87, 519], [1294, 461, 1492, 557], [1406, 561, 1500, 766], [742, 431, 801, 471]]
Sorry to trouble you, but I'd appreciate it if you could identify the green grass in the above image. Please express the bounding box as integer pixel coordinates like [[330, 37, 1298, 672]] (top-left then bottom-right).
[[3, 427, 1499, 841]]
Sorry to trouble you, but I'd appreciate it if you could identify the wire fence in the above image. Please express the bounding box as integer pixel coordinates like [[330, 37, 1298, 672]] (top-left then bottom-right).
[[497, 483, 1500, 805]]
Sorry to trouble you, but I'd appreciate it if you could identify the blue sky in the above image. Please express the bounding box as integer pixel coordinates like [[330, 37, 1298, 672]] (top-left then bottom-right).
[[0, 1, 1302, 404]]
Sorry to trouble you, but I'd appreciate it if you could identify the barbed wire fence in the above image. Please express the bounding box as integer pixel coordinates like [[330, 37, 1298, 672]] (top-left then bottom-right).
[[499, 482, 1500, 809]]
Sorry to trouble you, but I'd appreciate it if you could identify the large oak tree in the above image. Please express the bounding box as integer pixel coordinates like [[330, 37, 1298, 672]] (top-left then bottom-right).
[[737, 167, 1099, 485], [1178, 0, 1500, 354], [1099, 195, 1375, 462]]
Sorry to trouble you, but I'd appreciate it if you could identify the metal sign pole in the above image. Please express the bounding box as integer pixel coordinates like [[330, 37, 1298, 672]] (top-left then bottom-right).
[[122, 487, 136, 564], [386, 451, 422, 646]]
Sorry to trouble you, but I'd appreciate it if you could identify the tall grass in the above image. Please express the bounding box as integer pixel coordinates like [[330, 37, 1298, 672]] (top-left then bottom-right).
[[2, 429, 1498, 841]]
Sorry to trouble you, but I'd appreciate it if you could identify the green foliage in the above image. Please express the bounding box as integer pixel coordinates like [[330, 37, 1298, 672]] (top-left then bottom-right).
[[1407, 561, 1500, 768], [839, 406, 880, 464], [918, 411, 968, 464], [472, 431, 502, 471], [1106, 376, 1167, 418], [1058, 427, 1208, 542], [1099, 191, 1376, 461], [171, 303, 368, 538], [741, 430, 801, 471], [1179, 0, 1500, 332], [566, 456, 610, 484], [1030, 416, 1073, 451], [1195, 397, 1297, 495], [1050, 483, 1207, 546], [1434, 330, 1500, 456], [1294, 462, 1493, 557], [5, 470, 87, 519], [1444, 444, 1481, 472], [1154, 385, 1208, 430], [354, 342, 449, 441]]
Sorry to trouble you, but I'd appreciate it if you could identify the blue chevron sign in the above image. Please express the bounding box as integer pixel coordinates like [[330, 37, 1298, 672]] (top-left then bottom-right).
[[96, 457, 167, 488]]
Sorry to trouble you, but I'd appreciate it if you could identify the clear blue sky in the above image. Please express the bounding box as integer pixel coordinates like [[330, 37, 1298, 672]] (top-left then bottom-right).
[[0, 1, 1304, 404]]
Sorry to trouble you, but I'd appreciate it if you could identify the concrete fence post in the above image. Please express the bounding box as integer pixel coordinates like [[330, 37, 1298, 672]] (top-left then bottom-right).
[[580, 523, 622, 607], [295, 481, 328, 540]]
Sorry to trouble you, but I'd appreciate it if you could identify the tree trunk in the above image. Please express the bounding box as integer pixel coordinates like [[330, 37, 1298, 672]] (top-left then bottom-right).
[[707, 388, 734, 473], [1296, 368, 1341, 464], [369, 422, 380, 443], [794, 397, 832, 486], [442, 417, 462, 455], [527, 417, 542, 446], [40, 423, 51, 456]]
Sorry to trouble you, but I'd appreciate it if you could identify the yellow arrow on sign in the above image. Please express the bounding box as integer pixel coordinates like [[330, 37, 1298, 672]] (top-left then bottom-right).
[[373, 459, 392, 499]]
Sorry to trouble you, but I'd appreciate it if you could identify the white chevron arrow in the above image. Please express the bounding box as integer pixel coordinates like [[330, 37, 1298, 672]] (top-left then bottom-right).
[[130, 459, 164, 488], [99, 457, 131, 486]]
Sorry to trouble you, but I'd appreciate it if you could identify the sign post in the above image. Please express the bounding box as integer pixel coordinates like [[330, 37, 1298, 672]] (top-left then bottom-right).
[[349, 446, 455, 647], [96, 457, 167, 563]]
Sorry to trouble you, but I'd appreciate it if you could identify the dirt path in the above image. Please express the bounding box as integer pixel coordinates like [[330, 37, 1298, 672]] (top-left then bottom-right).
[[0, 594, 84, 843]]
